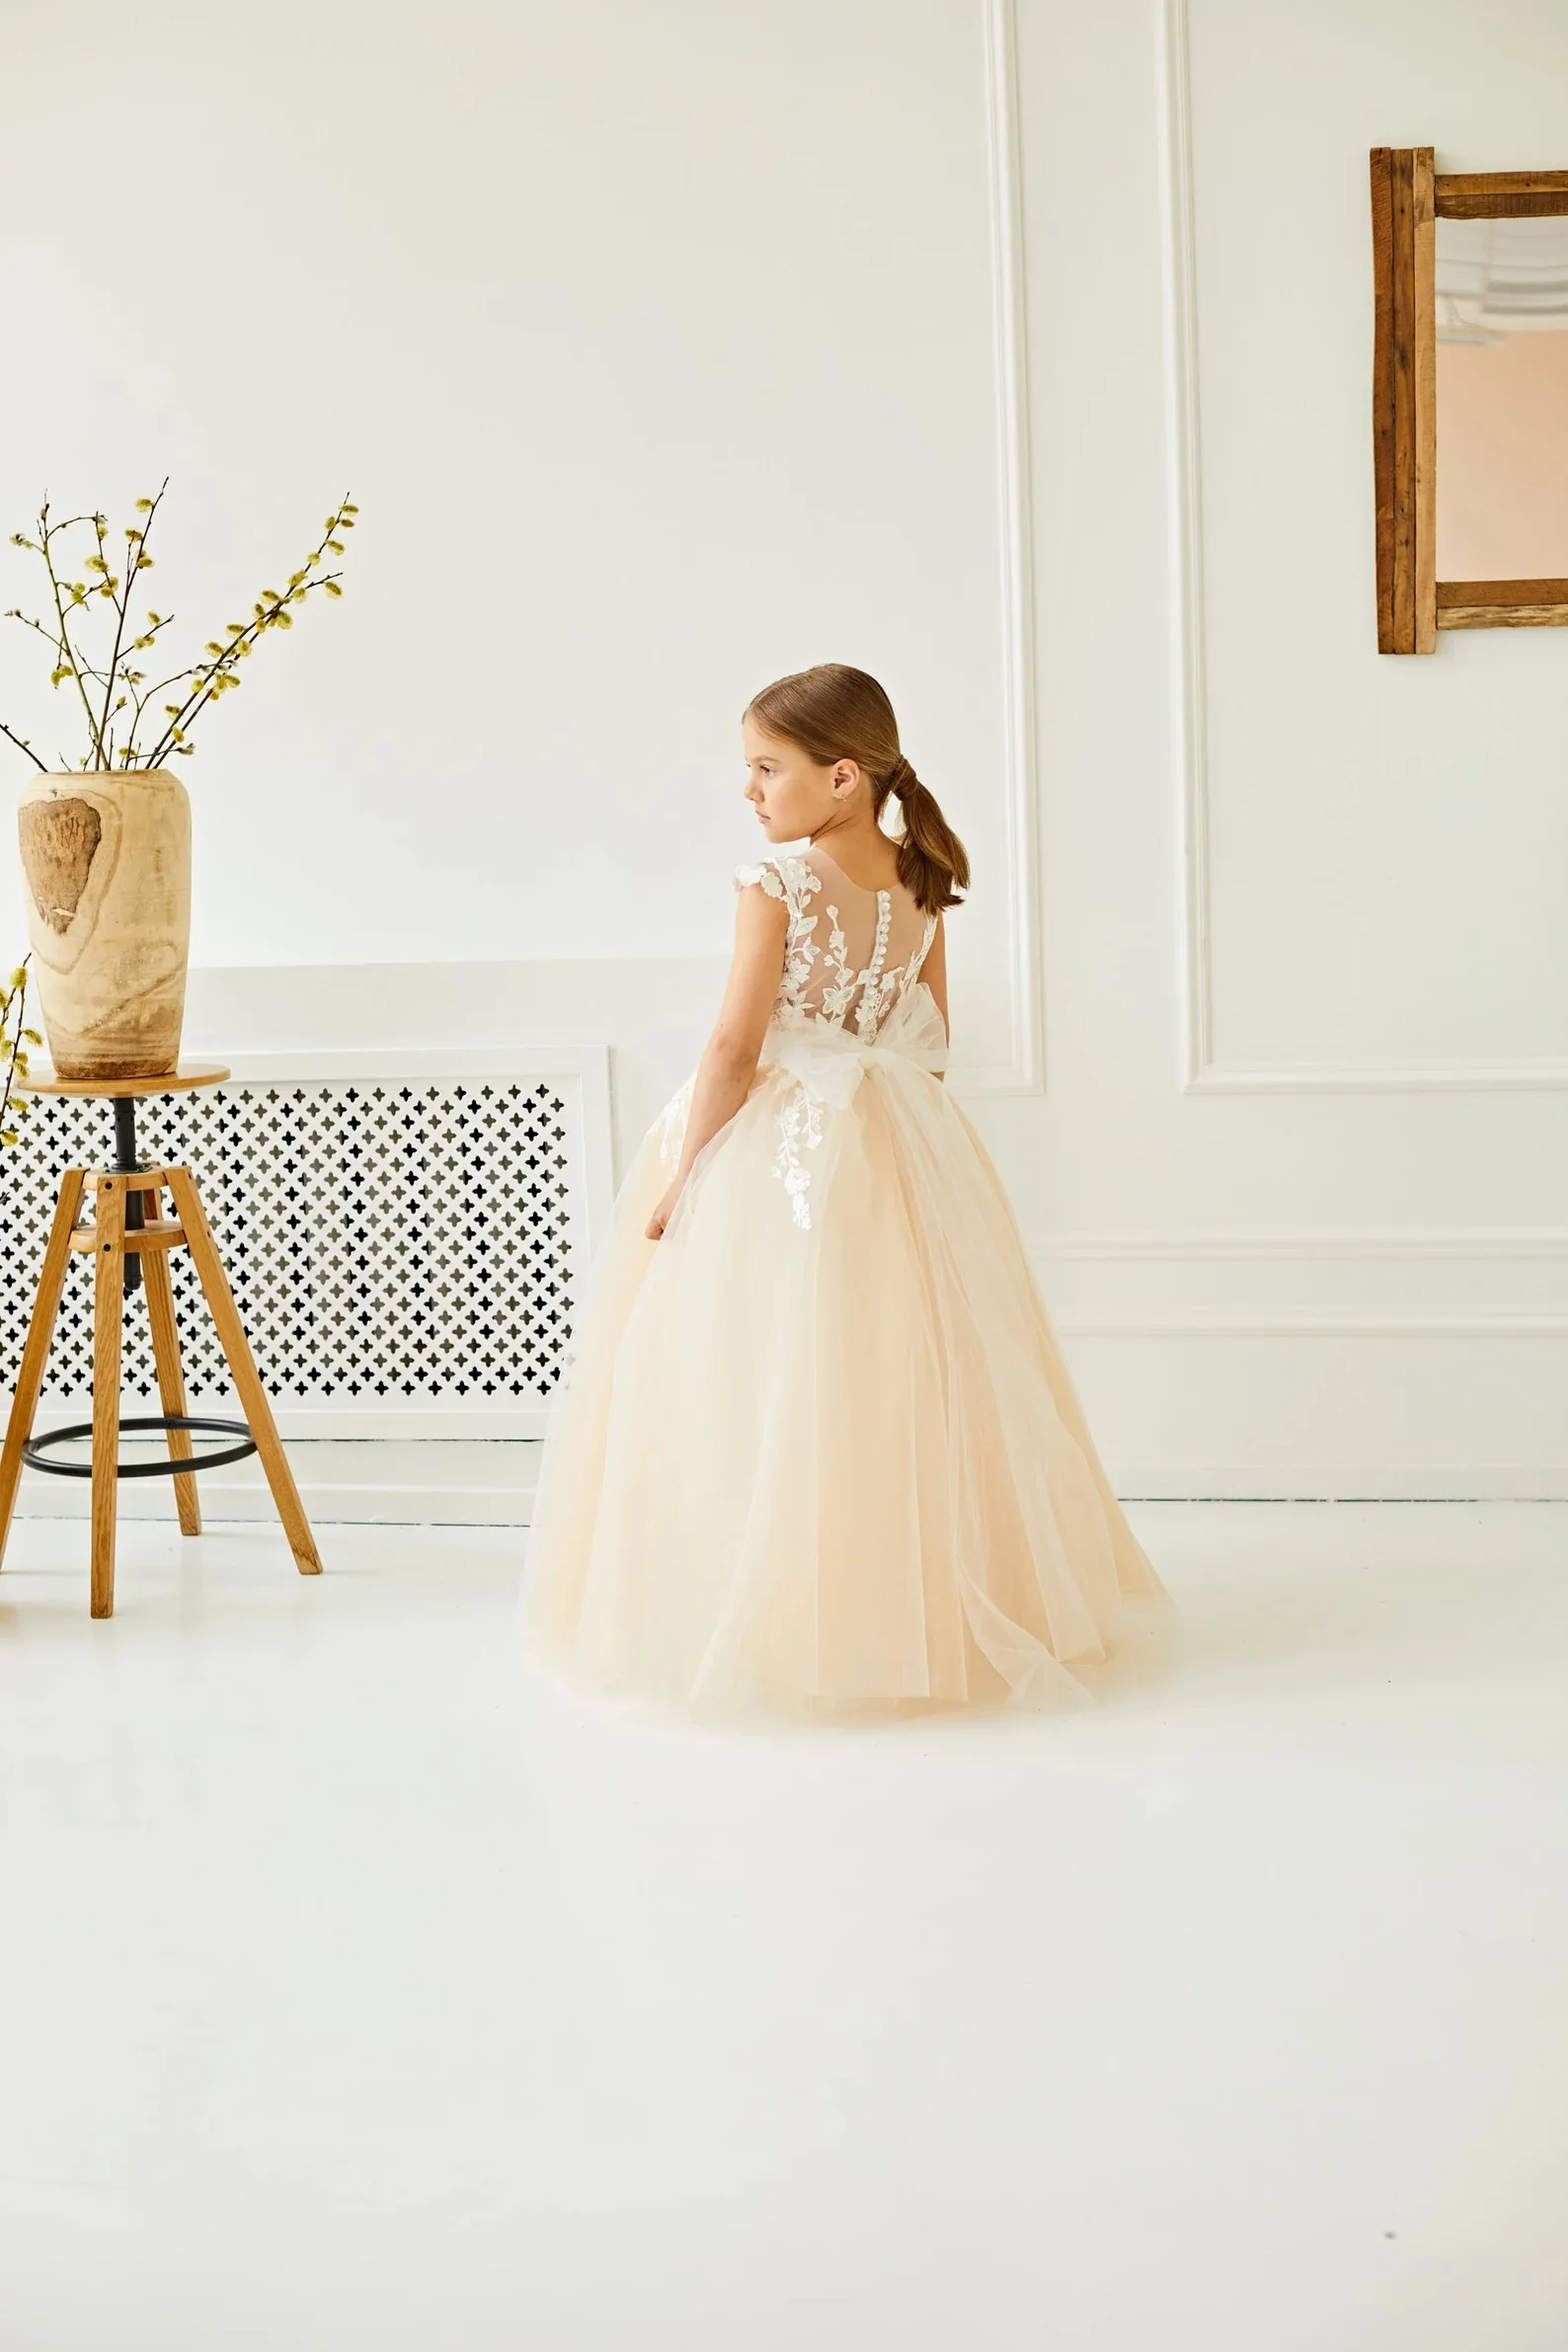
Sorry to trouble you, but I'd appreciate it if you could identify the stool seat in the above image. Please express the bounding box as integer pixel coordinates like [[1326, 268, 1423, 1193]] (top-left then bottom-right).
[[22, 1061, 231, 1097], [0, 1065, 321, 1616]]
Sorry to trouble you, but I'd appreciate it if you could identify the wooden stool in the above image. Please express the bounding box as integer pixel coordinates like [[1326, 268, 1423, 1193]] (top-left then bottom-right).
[[0, 1062, 322, 1617]]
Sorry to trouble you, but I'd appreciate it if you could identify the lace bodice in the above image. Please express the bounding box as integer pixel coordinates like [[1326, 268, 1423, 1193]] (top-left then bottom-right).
[[734, 848, 938, 1044]]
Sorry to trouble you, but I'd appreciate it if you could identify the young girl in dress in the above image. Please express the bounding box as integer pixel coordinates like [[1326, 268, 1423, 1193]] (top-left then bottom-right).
[[524, 663, 1167, 1717]]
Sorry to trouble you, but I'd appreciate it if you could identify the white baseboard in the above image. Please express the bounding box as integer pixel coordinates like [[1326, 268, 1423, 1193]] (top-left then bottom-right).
[[13, 1434, 1567, 1528], [1109, 1464, 1568, 1502], [7, 1441, 542, 1529]]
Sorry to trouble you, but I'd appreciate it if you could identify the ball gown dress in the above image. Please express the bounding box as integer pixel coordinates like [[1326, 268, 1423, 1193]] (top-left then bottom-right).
[[523, 844, 1169, 1718]]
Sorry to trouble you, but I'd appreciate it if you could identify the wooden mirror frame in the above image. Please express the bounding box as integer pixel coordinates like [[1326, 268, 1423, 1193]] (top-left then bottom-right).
[[1371, 148, 1568, 653]]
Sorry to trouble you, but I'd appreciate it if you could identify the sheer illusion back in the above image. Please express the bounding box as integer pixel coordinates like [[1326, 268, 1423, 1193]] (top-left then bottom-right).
[[735, 846, 938, 1040]]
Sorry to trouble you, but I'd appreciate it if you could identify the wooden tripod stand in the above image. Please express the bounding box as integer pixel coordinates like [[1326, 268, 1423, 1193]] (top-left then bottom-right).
[[0, 1062, 321, 1616]]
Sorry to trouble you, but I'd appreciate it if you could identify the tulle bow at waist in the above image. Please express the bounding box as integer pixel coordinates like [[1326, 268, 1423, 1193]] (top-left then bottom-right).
[[764, 985, 948, 1111]]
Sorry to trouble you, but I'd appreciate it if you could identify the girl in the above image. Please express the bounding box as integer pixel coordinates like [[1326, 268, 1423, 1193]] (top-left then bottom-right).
[[524, 663, 1168, 1717]]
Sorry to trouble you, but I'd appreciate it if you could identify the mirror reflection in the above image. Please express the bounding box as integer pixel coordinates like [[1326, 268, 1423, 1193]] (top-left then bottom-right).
[[1435, 212, 1568, 581]]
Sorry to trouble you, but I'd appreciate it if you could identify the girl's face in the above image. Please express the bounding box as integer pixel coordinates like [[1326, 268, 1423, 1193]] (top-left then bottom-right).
[[742, 717, 859, 841]]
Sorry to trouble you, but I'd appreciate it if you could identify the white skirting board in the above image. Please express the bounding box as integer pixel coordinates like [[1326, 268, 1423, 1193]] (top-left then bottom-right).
[[1109, 1465, 1568, 1502], [5, 1441, 542, 1529], [13, 1435, 1568, 1525]]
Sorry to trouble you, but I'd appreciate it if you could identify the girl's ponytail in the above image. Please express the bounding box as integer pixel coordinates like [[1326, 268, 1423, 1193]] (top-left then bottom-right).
[[880, 755, 970, 915]]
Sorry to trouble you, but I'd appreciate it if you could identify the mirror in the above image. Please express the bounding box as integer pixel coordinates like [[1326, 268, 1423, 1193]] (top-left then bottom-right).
[[1436, 213, 1568, 581], [1371, 150, 1568, 652]]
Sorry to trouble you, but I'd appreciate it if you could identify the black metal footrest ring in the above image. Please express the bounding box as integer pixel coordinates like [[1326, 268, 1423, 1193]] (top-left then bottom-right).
[[23, 1415, 258, 1480]]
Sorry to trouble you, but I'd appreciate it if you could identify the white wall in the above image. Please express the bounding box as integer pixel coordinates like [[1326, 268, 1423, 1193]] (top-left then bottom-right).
[[7, 0, 1568, 1496], [0, 0, 1024, 1071], [1007, 0, 1568, 1492]]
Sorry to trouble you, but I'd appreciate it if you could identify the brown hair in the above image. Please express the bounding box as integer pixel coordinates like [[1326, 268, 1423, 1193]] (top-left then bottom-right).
[[744, 662, 970, 914]]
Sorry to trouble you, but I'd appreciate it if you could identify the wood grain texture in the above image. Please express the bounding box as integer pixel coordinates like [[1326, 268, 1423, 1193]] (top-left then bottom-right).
[[0, 1167, 87, 1570], [1371, 148, 1398, 650], [1372, 146, 1438, 653], [1389, 148, 1417, 651], [140, 1186, 200, 1536], [166, 1167, 322, 1576], [1437, 578, 1568, 606], [24, 1064, 229, 1099], [1438, 600, 1568, 629], [1437, 170, 1568, 195], [68, 1218, 185, 1255], [18, 771, 191, 1083], [90, 1174, 126, 1618], [19, 798, 104, 933], [1437, 170, 1568, 218], [1412, 149, 1438, 653]]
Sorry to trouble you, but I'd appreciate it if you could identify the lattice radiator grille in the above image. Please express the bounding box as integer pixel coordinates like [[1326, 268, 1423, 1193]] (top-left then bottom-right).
[[0, 1063, 603, 1432]]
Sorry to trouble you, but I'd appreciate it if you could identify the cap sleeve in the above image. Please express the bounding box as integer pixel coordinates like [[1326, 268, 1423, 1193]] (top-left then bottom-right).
[[733, 858, 788, 902]]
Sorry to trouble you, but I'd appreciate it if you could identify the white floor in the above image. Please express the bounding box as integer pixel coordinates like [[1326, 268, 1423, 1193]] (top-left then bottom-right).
[[0, 1505, 1564, 2352]]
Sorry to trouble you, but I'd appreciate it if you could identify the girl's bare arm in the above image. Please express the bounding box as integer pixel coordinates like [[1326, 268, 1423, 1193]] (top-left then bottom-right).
[[647, 881, 788, 1237]]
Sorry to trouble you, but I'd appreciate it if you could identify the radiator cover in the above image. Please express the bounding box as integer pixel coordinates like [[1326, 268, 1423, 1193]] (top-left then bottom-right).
[[0, 1051, 611, 1439]]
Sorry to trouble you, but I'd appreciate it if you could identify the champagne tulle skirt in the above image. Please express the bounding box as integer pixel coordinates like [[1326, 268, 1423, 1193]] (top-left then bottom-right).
[[523, 993, 1170, 1719]]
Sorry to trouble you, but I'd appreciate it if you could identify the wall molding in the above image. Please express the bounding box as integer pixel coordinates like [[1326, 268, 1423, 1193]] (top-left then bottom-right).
[[1035, 1223, 1568, 1336], [976, 0, 1044, 1095], [1109, 1463, 1568, 1500], [1060, 1311, 1568, 1338], [1157, 0, 1568, 1095], [1185, 1057, 1568, 1093], [1039, 1225, 1568, 1260], [1158, 0, 1215, 1092]]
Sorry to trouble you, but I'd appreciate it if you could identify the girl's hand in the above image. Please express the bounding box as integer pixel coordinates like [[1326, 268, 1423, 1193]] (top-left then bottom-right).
[[646, 1179, 684, 1240]]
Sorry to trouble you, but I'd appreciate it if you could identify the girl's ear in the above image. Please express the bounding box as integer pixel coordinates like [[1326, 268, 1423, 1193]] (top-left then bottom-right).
[[831, 759, 857, 798]]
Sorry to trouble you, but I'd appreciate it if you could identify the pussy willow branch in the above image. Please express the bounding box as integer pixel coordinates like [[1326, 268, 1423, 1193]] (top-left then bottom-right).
[[124, 660, 200, 761], [115, 615, 186, 762], [4, 606, 113, 687], [0, 719, 45, 770], [143, 501, 351, 766], [0, 958, 36, 1145], [39, 505, 109, 763], [97, 478, 166, 759], [4, 488, 355, 772], [143, 571, 341, 766]]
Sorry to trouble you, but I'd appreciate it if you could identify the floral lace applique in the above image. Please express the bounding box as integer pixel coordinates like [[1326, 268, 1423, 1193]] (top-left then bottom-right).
[[730, 859, 934, 1228], [771, 1077, 823, 1229], [819, 904, 859, 1026], [734, 856, 821, 1029]]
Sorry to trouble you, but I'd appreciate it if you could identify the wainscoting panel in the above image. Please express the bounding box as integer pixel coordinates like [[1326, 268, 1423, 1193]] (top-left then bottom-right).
[[1042, 1228, 1568, 1499]]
